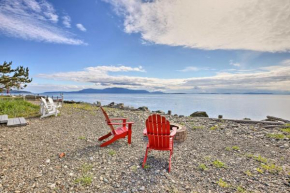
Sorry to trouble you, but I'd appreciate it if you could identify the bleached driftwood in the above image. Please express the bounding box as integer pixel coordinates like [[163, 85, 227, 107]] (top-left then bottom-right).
[[201, 118, 284, 125], [266, 116, 290, 123]]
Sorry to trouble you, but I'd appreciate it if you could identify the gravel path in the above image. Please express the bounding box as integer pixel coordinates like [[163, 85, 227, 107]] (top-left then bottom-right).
[[0, 104, 289, 193]]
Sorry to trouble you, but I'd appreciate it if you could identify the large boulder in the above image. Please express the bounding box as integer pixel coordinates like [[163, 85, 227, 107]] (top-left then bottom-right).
[[138, 106, 149, 111], [190, 111, 209, 117], [116, 103, 124, 109], [96, 101, 101, 107], [108, 102, 115, 107], [153, 110, 165, 114]]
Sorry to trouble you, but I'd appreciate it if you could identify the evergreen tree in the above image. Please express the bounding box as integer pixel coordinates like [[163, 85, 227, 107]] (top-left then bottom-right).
[[0, 61, 32, 94]]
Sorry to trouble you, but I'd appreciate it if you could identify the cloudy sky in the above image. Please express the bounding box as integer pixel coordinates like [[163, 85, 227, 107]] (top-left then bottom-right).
[[1, 0, 290, 93]]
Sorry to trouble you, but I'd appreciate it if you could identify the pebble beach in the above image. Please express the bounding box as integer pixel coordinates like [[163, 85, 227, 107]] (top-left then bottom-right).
[[0, 103, 290, 193]]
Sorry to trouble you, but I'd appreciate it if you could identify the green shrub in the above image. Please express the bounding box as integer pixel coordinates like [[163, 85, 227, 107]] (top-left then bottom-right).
[[253, 155, 267, 163], [244, 170, 253, 176], [281, 128, 290, 134], [245, 153, 254, 158], [236, 186, 246, 192], [225, 147, 231, 151], [198, 164, 208, 171], [213, 160, 226, 168], [191, 125, 204, 130], [266, 133, 285, 139], [81, 163, 93, 173], [256, 168, 264, 174], [130, 165, 137, 172], [260, 163, 282, 174], [108, 149, 116, 156], [143, 164, 150, 169], [78, 136, 86, 140], [217, 178, 229, 188], [232, 146, 240, 151], [74, 175, 92, 186]]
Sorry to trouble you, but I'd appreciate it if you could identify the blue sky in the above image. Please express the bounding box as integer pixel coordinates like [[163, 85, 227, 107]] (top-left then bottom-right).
[[1, 0, 290, 93]]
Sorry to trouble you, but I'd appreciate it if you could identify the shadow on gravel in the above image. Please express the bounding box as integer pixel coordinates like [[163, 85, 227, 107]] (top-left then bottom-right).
[[139, 154, 171, 171]]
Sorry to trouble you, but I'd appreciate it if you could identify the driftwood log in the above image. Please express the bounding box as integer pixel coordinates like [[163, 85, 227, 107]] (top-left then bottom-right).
[[266, 116, 290, 123], [198, 118, 284, 125], [263, 125, 282, 129]]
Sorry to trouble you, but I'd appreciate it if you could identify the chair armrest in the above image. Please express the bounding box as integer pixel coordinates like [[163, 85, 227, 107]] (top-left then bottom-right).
[[109, 118, 127, 121], [170, 127, 177, 137], [108, 122, 134, 125]]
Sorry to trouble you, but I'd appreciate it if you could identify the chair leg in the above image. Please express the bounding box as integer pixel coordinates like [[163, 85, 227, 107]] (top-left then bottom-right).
[[98, 132, 112, 141], [142, 146, 149, 168], [169, 150, 173, 172], [100, 136, 119, 147], [128, 129, 132, 144]]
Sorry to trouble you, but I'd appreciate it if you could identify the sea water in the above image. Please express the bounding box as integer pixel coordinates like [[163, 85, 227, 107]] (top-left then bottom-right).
[[42, 93, 290, 120]]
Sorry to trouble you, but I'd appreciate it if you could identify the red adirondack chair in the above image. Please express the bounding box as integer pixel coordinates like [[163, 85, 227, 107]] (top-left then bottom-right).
[[98, 107, 134, 147], [142, 114, 177, 172]]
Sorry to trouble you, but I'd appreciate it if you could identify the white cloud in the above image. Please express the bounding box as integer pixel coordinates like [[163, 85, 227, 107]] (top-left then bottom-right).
[[37, 61, 290, 92], [86, 65, 145, 72], [178, 67, 199, 72], [62, 15, 71, 28], [178, 67, 216, 72], [105, 0, 290, 52], [26, 83, 95, 93], [0, 0, 86, 45], [76, 24, 87, 32], [229, 60, 241, 67]]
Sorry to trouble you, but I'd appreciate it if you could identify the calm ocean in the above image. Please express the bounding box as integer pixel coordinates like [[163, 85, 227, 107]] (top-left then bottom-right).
[[44, 93, 290, 120]]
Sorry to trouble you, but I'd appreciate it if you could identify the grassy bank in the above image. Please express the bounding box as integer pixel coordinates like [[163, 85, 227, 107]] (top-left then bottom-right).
[[0, 98, 39, 118]]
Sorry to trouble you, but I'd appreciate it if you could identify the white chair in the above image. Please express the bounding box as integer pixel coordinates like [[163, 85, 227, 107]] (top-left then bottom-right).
[[40, 97, 60, 118], [48, 97, 62, 108]]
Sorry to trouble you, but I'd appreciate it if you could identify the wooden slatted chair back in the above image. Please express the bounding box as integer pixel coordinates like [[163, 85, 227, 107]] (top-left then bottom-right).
[[146, 114, 171, 149], [41, 98, 49, 110], [100, 107, 116, 134]]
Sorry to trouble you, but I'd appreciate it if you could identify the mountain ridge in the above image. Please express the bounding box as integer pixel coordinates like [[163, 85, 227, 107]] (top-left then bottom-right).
[[43, 87, 164, 94]]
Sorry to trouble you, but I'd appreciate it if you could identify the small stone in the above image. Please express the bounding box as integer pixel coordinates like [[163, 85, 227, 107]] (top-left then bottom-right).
[[47, 183, 56, 189], [69, 172, 74, 176], [35, 173, 42, 178], [139, 186, 145, 191], [46, 159, 50, 164]]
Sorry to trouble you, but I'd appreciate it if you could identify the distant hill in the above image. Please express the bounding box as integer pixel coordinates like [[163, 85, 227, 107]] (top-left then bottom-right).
[[44, 87, 164, 94], [1, 90, 31, 94]]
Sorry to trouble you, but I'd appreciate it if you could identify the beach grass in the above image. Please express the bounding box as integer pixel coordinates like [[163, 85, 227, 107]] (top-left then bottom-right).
[[0, 98, 39, 118]]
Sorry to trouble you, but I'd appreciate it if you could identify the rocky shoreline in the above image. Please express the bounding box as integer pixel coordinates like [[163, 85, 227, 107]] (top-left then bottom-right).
[[0, 102, 290, 192]]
